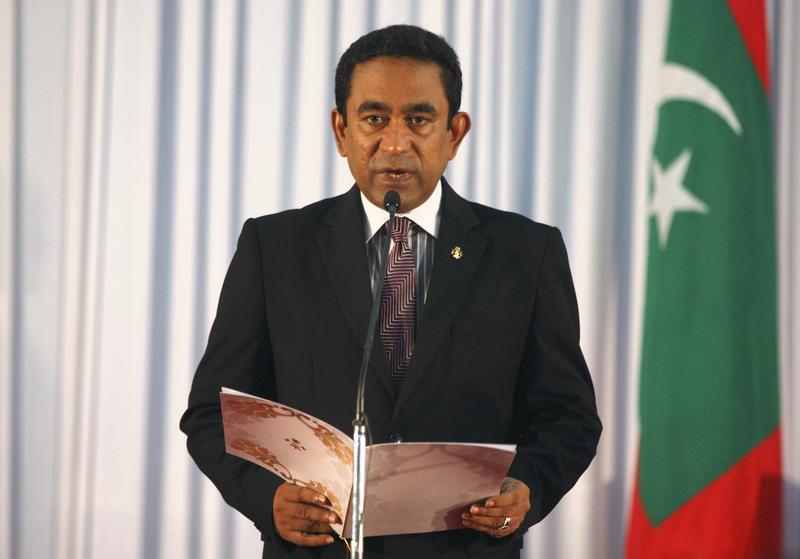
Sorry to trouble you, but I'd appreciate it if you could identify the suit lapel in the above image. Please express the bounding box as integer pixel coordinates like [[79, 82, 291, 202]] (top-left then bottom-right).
[[393, 179, 486, 420], [315, 186, 395, 399]]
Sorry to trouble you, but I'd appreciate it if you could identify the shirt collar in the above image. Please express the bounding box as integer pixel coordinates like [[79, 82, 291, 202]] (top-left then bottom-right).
[[361, 180, 442, 242]]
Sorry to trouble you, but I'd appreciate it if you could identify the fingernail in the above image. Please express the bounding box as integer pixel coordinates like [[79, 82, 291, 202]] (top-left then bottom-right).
[[486, 500, 495, 507], [329, 514, 337, 523], [470, 506, 479, 513], [462, 513, 470, 519], [326, 536, 334, 544]]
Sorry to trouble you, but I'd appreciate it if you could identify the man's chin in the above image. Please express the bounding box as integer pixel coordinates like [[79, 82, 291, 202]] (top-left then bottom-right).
[[360, 184, 419, 210], [358, 177, 439, 212]]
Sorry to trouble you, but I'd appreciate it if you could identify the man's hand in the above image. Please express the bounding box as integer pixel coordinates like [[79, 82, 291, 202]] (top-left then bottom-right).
[[461, 477, 531, 538], [273, 483, 341, 547]]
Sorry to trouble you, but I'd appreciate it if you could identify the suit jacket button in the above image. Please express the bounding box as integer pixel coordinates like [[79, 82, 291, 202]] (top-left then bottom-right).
[[389, 433, 403, 443]]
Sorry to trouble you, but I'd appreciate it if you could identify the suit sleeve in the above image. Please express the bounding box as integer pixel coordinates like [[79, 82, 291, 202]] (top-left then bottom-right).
[[179, 218, 283, 541], [507, 226, 602, 531]]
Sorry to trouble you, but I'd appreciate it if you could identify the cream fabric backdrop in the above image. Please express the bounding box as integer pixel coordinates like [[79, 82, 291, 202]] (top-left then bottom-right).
[[1, 1, 798, 558]]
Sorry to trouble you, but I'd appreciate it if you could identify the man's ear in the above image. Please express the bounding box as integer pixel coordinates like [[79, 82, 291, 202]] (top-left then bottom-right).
[[331, 109, 348, 157], [447, 111, 472, 160]]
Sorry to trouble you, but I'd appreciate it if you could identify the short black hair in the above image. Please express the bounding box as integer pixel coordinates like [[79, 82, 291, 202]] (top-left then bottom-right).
[[334, 24, 462, 127]]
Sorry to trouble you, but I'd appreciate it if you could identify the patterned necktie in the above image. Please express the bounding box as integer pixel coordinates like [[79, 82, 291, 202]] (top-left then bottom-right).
[[380, 217, 416, 394]]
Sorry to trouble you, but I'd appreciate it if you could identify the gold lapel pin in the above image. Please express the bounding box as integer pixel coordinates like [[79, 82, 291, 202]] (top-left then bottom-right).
[[450, 246, 463, 260]]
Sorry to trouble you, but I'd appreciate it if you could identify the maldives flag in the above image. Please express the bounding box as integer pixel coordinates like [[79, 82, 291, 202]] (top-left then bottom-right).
[[626, 1, 782, 557]]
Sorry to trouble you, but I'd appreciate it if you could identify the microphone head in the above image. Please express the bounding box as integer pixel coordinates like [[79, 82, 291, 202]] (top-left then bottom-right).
[[383, 191, 401, 214]]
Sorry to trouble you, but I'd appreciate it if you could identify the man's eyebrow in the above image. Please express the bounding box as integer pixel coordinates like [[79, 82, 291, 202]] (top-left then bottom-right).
[[403, 102, 438, 115], [357, 100, 390, 113]]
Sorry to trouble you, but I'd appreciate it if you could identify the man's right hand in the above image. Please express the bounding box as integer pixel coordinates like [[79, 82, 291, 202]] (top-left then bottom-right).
[[273, 482, 340, 546]]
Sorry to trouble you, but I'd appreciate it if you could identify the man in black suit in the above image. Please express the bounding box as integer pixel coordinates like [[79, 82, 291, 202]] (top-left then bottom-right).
[[180, 25, 601, 558]]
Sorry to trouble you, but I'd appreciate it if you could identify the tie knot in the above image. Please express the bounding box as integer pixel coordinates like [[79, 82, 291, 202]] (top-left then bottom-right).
[[389, 216, 413, 244]]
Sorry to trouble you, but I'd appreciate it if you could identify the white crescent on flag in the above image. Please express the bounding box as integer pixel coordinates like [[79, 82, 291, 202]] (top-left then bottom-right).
[[657, 62, 742, 135]]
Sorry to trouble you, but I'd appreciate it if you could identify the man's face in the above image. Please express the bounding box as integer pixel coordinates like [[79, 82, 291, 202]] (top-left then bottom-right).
[[331, 56, 471, 212]]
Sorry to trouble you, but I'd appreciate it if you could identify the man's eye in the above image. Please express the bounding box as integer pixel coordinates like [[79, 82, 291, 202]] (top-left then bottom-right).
[[409, 116, 428, 126], [366, 115, 384, 125]]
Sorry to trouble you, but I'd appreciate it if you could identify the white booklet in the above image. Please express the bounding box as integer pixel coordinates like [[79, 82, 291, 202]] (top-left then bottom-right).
[[220, 387, 516, 537]]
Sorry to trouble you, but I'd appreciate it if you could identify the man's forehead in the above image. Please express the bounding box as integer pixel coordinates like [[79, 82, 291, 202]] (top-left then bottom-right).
[[347, 57, 447, 104], [350, 57, 443, 84]]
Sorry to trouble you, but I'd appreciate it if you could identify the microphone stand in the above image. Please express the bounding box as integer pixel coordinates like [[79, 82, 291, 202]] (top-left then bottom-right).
[[350, 191, 399, 559]]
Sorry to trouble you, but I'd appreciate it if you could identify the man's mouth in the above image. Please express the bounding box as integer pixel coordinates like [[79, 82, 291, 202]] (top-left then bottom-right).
[[378, 169, 414, 182]]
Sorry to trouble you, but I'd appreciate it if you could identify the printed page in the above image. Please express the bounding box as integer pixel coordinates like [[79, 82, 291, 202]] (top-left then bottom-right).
[[344, 442, 516, 537], [219, 388, 353, 536]]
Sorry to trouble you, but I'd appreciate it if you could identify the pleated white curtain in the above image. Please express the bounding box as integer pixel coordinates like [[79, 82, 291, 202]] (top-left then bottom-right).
[[774, 1, 800, 555], [1, 1, 798, 558]]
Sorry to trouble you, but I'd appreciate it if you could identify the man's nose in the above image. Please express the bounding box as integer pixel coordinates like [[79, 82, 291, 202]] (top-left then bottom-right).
[[379, 121, 412, 154]]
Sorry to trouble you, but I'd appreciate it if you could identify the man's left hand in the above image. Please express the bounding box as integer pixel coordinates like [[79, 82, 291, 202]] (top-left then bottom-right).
[[461, 477, 531, 538]]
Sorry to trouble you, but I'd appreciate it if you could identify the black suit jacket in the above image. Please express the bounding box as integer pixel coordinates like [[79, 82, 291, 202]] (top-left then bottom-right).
[[180, 180, 601, 558]]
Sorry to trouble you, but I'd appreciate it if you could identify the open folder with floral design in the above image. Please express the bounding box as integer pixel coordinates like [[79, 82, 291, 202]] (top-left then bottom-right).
[[220, 388, 516, 538]]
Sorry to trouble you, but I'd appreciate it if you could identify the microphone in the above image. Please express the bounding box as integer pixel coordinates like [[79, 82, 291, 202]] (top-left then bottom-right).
[[355, 191, 400, 416], [350, 190, 400, 558], [383, 190, 400, 214]]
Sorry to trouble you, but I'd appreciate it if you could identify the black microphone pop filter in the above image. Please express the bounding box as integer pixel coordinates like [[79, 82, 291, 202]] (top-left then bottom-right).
[[383, 191, 401, 214]]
